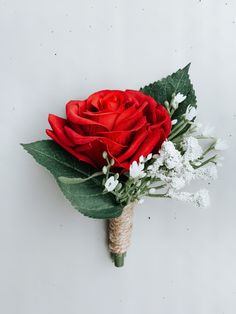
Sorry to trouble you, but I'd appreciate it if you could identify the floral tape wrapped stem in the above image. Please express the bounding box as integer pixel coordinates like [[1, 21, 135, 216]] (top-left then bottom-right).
[[108, 202, 135, 267]]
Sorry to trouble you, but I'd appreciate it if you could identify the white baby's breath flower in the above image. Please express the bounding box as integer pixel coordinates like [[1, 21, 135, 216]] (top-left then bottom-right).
[[171, 93, 186, 109], [193, 189, 210, 208], [146, 153, 153, 161], [202, 125, 215, 137], [139, 155, 145, 163], [214, 138, 228, 151], [104, 176, 119, 192], [168, 189, 210, 208], [185, 105, 197, 121], [195, 164, 218, 181], [160, 141, 183, 170], [129, 160, 146, 179], [147, 160, 162, 178], [182, 162, 195, 183], [182, 136, 203, 161], [172, 119, 178, 125]]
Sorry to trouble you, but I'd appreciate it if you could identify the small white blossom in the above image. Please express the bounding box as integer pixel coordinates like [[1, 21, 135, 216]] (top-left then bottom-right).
[[202, 125, 215, 137], [171, 93, 186, 109], [172, 119, 178, 125], [193, 189, 210, 208], [185, 105, 197, 121], [160, 141, 183, 170], [139, 155, 145, 163], [182, 137, 203, 161], [214, 138, 228, 151], [146, 153, 153, 161], [130, 160, 146, 179], [147, 160, 162, 178], [104, 176, 119, 192], [182, 162, 195, 183]]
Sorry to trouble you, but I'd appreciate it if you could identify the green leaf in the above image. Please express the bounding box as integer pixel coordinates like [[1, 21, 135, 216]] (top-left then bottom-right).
[[21, 140, 122, 219], [140, 63, 197, 121]]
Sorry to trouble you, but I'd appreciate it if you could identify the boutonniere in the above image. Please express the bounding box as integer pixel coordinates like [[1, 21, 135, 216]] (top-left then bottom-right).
[[22, 64, 226, 267]]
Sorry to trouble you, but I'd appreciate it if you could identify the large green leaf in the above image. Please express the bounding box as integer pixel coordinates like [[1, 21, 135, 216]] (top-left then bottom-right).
[[140, 63, 197, 121], [22, 140, 122, 219]]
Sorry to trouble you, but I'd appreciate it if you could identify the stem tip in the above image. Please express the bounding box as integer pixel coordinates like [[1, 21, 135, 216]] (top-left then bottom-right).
[[111, 253, 126, 267]]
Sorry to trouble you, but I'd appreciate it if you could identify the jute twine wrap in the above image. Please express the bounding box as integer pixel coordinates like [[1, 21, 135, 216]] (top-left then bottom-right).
[[108, 202, 135, 254]]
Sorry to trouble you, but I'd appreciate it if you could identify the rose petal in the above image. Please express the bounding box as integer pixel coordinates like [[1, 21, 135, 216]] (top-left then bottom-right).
[[155, 106, 172, 136], [48, 114, 73, 147], [116, 127, 148, 163], [46, 129, 97, 168], [97, 130, 132, 145], [131, 126, 164, 162], [64, 126, 98, 144], [66, 101, 108, 131], [114, 103, 148, 131], [82, 111, 120, 130]]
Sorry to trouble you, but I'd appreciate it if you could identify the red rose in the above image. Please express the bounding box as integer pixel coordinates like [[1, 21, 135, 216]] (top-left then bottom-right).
[[46, 90, 171, 171]]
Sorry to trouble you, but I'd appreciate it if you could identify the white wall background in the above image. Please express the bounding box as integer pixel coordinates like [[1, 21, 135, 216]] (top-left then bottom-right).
[[1, 0, 236, 313]]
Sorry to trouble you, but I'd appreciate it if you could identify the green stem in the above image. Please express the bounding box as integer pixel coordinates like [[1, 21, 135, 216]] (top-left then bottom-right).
[[202, 144, 214, 157], [150, 184, 166, 190], [59, 171, 103, 184], [168, 120, 188, 141], [194, 155, 217, 169], [148, 193, 169, 198]]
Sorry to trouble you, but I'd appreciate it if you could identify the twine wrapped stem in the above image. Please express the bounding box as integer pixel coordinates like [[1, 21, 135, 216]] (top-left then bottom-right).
[[108, 202, 135, 267]]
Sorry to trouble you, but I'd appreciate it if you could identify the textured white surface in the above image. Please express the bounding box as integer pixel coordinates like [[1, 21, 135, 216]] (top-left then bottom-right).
[[0, 0, 236, 313]]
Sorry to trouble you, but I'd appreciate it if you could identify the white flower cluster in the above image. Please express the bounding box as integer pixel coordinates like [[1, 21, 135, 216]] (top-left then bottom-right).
[[102, 92, 226, 208], [129, 154, 152, 179], [146, 138, 219, 207], [102, 132, 223, 207]]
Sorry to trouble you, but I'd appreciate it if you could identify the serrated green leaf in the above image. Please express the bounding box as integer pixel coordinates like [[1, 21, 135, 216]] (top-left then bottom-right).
[[21, 140, 122, 219], [140, 63, 197, 123]]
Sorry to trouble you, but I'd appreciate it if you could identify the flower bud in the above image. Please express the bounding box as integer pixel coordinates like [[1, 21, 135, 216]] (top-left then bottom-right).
[[102, 151, 108, 159], [102, 166, 107, 174], [164, 100, 169, 108], [110, 159, 115, 166]]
